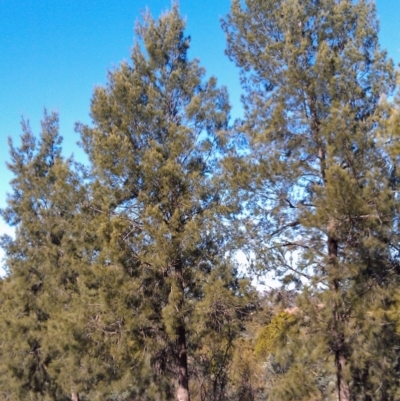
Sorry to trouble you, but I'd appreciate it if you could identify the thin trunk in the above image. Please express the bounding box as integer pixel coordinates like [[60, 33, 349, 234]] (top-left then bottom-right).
[[328, 235, 350, 401], [336, 353, 349, 401], [175, 259, 190, 401], [176, 323, 190, 401], [71, 392, 79, 401]]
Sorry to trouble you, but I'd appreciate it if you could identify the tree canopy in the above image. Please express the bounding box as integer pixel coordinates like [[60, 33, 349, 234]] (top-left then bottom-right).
[[1, 2, 399, 401], [223, 0, 400, 399]]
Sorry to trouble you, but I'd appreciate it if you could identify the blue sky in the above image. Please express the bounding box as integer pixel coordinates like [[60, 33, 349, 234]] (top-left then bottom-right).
[[0, 0, 240, 197], [1, 0, 399, 270]]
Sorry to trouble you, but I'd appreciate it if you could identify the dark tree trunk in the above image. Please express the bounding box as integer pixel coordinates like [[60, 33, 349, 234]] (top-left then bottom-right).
[[328, 235, 350, 401], [175, 259, 190, 401], [176, 323, 190, 401]]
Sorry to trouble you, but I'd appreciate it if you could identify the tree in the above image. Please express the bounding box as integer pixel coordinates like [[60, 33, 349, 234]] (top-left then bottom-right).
[[77, 6, 251, 401], [223, 0, 399, 399], [0, 112, 91, 400]]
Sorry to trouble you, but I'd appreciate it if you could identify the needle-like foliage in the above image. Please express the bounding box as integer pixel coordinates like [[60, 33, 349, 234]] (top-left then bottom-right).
[[223, 0, 400, 399]]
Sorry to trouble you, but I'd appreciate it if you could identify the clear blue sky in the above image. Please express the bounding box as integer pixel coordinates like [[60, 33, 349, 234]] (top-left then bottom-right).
[[0, 0, 399, 244]]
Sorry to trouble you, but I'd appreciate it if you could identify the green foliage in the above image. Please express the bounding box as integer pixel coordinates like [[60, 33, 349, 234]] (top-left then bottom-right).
[[0, 112, 90, 399], [75, 6, 248, 401], [1, 2, 399, 401], [223, 0, 400, 399], [255, 311, 295, 357], [0, 8, 250, 398]]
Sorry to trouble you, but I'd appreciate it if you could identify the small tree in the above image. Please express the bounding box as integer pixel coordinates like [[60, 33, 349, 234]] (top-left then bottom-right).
[[0, 112, 90, 400]]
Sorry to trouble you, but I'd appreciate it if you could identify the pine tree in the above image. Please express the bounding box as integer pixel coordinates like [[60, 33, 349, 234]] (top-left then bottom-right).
[[0, 112, 91, 400], [77, 6, 250, 401], [223, 0, 399, 399]]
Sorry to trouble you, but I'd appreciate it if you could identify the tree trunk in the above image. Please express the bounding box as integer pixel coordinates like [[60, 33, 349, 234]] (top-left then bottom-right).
[[174, 258, 190, 401], [176, 319, 190, 401], [328, 235, 350, 401], [336, 353, 350, 401], [71, 392, 79, 401]]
